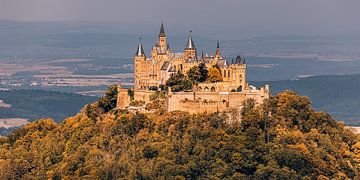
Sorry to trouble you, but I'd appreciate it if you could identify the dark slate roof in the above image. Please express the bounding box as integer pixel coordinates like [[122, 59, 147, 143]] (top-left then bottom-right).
[[185, 33, 196, 49], [159, 22, 166, 37], [136, 43, 145, 56], [235, 55, 243, 64], [160, 61, 170, 70], [169, 65, 176, 72]]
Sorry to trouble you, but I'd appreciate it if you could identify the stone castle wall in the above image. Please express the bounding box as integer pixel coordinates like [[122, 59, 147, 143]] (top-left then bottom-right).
[[166, 87, 269, 114]]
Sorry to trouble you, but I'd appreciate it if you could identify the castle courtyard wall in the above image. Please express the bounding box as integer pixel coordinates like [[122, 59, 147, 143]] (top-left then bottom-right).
[[166, 89, 269, 114]]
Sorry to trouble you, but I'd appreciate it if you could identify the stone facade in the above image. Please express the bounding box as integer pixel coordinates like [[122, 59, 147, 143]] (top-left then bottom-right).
[[117, 23, 270, 114], [166, 85, 269, 114]]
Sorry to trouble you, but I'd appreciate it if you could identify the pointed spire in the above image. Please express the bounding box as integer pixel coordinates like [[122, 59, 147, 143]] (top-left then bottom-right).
[[185, 30, 196, 49], [215, 40, 221, 58], [235, 55, 242, 64], [159, 21, 166, 37], [136, 37, 145, 56]]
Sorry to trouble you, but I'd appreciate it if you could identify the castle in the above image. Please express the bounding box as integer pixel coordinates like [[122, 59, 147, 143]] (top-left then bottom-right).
[[117, 23, 270, 114]]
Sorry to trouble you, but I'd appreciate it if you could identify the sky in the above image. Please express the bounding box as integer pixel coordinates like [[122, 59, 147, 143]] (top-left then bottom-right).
[[0, 0, 360, 39]]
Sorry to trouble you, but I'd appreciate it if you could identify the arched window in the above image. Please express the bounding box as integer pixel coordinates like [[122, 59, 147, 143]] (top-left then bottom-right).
[[228, 70, 231, 77], [211, 87, 216, 92], [204, 87, 209, 91], [223, 70, 227, 77]]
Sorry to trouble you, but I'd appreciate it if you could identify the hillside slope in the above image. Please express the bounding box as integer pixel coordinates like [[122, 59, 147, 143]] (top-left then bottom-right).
[[253, 74, 360, 125], [0, 90, 359, 179]]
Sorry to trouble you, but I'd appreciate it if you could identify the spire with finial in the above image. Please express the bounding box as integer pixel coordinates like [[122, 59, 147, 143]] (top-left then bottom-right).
[[159, 21, 166, 37], [185, 30, 196, 49], [215, 40, 221, 57], [136, 37, 145, 56], [235, 55, 242, 64]]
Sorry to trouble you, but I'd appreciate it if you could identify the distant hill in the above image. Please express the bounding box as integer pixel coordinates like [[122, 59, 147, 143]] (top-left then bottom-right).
[[0, 90, 97, 123], [253, 74, 360, 125]]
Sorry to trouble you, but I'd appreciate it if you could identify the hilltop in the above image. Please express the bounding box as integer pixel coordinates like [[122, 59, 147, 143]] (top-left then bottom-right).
[[0, 87, 359, 179]]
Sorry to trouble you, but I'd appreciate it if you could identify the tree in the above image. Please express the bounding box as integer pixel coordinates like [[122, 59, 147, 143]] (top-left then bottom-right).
[[187, 63, 208, 84], [187, 66, 202, 84], [207, 67, 223, 83], [198, 63, 208, 82], [166, 71, 193, 92], [98, 85, 118, 112]]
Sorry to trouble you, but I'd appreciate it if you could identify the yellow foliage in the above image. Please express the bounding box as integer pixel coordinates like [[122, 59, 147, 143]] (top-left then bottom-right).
[[207, 67, 223, 82], [288, 143, 310, 154]]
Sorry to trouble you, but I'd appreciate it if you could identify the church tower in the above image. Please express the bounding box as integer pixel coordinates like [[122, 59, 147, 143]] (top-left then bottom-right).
[[184, 30, 197, 60], [158, 22, 167, 48]]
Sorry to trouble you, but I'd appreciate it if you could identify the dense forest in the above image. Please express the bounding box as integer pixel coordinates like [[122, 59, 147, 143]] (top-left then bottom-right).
[[253, 74, 360, 125], [0, 89, 97, 122], [0, 86, 359, 179]]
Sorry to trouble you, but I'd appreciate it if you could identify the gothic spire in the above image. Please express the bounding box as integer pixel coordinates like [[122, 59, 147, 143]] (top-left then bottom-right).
[[235, 55, 242, 64], [136, 37, 145, 56], [185, 30, 196, 49], [159, 21, 166, 37], [215, 40, 221, 57]]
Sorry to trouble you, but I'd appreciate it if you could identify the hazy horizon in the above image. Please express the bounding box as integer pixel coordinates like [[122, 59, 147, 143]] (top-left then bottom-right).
[[1, 0, 360, 39]]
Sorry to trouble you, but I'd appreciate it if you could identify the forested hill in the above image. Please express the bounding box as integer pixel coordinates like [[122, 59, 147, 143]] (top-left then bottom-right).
[[253, 74, 360, 125], [0, 88, 359, 179]]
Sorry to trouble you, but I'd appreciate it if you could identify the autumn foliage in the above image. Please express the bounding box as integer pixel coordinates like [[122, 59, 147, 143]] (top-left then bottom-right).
[[0, 90, 359, 179]]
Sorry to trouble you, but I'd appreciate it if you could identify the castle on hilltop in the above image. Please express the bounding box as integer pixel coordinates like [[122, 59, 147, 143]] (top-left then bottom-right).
[[117, 23, 270, 114]]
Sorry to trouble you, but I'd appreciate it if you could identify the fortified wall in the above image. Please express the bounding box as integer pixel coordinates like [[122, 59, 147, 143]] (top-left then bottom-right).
[[166, 85, 270, 114]]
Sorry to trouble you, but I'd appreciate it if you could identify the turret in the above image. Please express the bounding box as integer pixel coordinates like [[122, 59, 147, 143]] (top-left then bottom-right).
[[184, 30, 197, 59], [158, 22, 167, 48]]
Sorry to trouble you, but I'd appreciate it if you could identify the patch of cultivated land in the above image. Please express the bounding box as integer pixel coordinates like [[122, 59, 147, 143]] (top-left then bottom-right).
[[0, 100, 11, 108], [347, 126, 360, 134], [0, 63, 67, 76], [0, 118, 28, 128]]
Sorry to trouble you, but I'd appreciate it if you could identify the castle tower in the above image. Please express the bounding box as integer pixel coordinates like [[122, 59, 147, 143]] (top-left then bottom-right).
[[158, 22, 167, 48], [234, 55, 247, 90], [134, 38, 146, 90], [184, 30, 197, 60], [117, 84, 130, 109]]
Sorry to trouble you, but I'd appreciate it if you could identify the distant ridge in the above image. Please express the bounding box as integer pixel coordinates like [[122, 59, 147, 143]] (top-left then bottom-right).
[[253, 73, 360, 125]]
